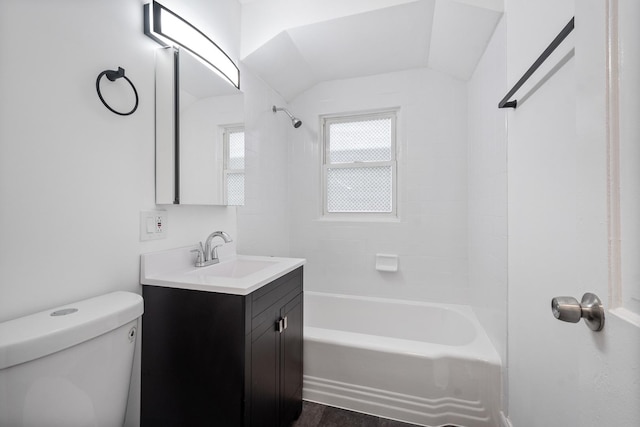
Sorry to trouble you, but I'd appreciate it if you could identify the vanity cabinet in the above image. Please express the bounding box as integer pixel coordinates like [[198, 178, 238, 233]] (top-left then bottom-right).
[[141, 267, 303, 427]]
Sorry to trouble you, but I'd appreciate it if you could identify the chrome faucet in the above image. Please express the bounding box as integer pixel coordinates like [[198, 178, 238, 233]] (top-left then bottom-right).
[[205, 231, 233, 261], [192, 231, 233, 267]]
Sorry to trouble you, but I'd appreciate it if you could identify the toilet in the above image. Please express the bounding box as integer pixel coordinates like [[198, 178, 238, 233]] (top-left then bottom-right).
[[0, 291, 144, 427]]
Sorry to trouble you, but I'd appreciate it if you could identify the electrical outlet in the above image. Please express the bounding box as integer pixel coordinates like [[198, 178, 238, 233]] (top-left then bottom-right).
[[155, 215, 163, 233], [140, 210, 168, 241]]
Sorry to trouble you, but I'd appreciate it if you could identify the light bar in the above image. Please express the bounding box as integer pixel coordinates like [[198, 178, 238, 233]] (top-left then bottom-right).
[[144, 1, 240, 89]]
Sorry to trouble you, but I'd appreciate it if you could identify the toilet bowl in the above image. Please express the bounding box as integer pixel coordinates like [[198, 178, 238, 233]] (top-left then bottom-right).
[[0, 291, 144, 427]]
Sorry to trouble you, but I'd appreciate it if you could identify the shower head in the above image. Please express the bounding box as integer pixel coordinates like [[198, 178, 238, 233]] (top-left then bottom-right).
[[272, 105, 302, 128]]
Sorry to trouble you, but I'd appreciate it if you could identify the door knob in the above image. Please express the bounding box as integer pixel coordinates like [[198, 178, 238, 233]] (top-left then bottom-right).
[[551, 292, 605, 331]]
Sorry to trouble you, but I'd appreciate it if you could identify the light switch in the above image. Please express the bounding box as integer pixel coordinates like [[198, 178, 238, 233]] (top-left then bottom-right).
[[146, 218, 155, 233]]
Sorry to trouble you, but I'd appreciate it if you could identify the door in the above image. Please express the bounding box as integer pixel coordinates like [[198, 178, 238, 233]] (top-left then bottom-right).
[[507, 1, 640, 426]]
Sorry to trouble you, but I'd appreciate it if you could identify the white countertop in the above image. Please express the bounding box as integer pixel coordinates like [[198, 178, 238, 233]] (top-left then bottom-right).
[[140, 246, 306, 295]]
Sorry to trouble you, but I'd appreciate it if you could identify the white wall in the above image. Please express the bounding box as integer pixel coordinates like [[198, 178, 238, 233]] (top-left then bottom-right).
[[235, 65, 291, 257], [0, 1, 240, 425], [288, 68, 468, 304], [467, 15, 508, 408]]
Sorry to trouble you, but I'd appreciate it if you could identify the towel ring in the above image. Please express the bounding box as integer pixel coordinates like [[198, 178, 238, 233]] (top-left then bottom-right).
[[96, 67, 139, 116]]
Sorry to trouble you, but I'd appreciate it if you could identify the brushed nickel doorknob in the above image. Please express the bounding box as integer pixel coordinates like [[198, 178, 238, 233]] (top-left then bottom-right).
[[551, 292, 605, 331]]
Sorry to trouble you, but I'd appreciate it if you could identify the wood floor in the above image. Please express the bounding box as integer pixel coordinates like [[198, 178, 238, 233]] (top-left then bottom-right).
[[291, 401, 454, 427]]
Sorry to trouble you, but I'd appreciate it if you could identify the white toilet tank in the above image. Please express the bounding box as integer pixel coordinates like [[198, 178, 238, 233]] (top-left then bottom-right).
[[0, 291, 143, 427]]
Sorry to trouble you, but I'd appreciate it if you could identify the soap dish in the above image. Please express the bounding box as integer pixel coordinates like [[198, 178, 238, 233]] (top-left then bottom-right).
[[375, 254, 398, 272]]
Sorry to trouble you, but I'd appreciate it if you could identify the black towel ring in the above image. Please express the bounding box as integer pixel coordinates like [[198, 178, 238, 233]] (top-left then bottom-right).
[[96, 67, 139, 116]]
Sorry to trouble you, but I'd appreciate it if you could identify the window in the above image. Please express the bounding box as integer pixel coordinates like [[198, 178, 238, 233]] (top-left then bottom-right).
[[322, 110, 397, 217], [224, 126, 245, 206]]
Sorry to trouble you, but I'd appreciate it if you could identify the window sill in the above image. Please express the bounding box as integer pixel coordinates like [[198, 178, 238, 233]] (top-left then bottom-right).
[[315, 215, 401, 224]]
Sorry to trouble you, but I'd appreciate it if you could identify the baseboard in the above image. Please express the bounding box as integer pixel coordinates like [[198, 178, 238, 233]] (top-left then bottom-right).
[[499, 411, 513, 427], [304, 375, 495, 427]]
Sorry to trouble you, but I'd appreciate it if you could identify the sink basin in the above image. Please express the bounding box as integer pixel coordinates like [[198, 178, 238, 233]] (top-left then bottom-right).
[[186, 258, 280, 278], [140, 247, 306, 295]]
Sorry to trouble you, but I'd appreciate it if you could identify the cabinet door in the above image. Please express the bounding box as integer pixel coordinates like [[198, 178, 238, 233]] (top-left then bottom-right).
[[280, 293, 303, 426], [141, 286, 246, 426], [250, 307, 280, 427]]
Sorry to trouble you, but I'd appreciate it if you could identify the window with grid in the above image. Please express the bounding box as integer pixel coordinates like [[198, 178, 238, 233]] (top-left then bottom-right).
[[322, 110, 397, 216], [224, 126, 244, 206]]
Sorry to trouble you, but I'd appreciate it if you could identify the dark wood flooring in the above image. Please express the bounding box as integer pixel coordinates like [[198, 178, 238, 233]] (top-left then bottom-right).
[[292, 401, 455, 427]]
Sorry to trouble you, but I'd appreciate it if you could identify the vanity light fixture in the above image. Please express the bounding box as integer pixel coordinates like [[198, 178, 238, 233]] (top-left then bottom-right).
[[143, 1, 240, 89]]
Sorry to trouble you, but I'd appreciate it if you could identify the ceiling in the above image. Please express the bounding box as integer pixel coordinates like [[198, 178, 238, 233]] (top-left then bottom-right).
[[241, 0, 503, 102]]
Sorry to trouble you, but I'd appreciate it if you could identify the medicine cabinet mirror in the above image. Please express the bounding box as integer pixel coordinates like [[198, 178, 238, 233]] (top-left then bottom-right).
[[155, 47, 244, 205]]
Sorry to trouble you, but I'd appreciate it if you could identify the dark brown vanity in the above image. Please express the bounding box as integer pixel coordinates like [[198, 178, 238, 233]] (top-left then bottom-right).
[[141, 267, 303, 426]]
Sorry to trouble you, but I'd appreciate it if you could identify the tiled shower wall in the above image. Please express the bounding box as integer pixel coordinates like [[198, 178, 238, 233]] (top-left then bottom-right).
[[236, 66, 291, 257], [287, 68, 469, 304], [467, 16, 508, 411]]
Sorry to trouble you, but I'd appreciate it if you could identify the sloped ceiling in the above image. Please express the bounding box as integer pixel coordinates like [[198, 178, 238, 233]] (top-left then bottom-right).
[[241, 0, 502, 102]]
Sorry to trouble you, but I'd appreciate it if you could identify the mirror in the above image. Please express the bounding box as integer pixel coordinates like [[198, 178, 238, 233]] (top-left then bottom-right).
[[155, 47, 244, 205]]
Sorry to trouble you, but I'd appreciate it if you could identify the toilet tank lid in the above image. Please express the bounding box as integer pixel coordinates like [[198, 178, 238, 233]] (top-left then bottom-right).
[[0, 291, 143, 370]]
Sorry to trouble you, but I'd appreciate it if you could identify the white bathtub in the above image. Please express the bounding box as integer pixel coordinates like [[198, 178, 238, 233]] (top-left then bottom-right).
[[303, 292, 502, 427]]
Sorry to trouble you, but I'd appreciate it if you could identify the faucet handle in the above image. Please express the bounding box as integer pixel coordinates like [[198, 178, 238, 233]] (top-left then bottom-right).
[[191, 243, 206, 266], [190, 249, 204, 264], [211, 244, 223, 260]]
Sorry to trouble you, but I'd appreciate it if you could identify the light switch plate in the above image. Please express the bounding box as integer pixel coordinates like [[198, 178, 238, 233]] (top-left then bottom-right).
[[140, 210, 168, 241]]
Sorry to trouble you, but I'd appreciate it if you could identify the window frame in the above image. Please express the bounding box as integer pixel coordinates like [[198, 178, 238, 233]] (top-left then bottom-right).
[[321, 109, 398, 219], [222, 124, 245, 206]]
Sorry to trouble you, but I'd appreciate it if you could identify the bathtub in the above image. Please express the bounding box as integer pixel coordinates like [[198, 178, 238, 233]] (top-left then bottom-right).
[[303, 292, 501, 427]]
